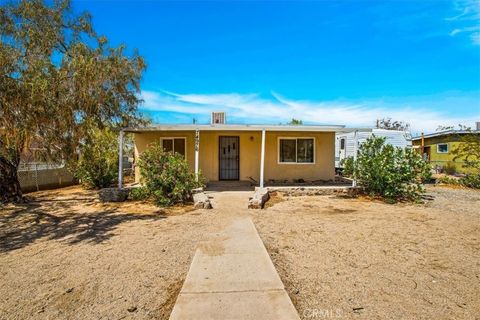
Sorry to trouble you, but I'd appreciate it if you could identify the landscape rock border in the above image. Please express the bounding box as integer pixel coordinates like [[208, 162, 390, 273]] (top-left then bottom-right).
[[98, 187, 132, 202], [193, 188, 213, 209], [248, 187, 270, 209]]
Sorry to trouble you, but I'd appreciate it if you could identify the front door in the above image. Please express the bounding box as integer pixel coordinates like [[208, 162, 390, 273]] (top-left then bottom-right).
[[219, 136, 240, 180]]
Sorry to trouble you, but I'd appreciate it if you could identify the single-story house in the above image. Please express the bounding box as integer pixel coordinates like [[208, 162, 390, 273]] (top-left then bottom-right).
[[412, 125, 480, 174], [120, 113, 367, 187]]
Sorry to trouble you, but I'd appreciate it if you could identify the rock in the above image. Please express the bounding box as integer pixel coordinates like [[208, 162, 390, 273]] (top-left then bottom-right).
[[98, 188, 131, 202], [192, 187, 204, 194], [248, 187, 270, 209], [127, 306, 137, 312], [193, 192, 212, 209], [65, 287, 74, 293]]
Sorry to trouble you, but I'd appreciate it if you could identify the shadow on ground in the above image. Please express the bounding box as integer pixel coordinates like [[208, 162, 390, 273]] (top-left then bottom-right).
[[0, 196, 166, 253]]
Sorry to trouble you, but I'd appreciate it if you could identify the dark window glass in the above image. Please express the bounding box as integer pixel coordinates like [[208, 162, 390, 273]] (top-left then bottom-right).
[[280, 139, 296, 163], [162, 139, 173, 153], [340, 138, 345, 150], [437, 144, 448, 153], [297, 139, 314, 163], [174, 138, 186, 156]]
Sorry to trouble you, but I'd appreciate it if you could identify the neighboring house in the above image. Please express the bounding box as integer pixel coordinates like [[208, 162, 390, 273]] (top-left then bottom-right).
[[335, 129, 411, 168], [123, 113, 365, 187], [412, 124, 480, 174]]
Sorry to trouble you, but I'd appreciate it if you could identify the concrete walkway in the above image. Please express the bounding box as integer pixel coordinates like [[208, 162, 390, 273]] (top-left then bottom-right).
[[169, 217, 300, 320]]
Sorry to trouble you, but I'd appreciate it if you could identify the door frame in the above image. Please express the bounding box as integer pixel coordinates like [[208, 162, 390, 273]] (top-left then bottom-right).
[[218, 136, 240, 181]]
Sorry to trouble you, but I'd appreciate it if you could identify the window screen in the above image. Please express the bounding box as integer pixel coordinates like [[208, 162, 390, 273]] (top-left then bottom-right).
[[279, 138, 314, 163], [162, 138, 186, 158], [279, 139, 296, 163], [174, 138, 186, 156], [162, 139, 173, 153], [297, 139, 314, 163]]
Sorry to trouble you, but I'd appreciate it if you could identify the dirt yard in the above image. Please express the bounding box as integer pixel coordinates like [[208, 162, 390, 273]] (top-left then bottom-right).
[[252, 186, 480, 320], [0, 186, 239, 320], [1, 185, 479, 320]]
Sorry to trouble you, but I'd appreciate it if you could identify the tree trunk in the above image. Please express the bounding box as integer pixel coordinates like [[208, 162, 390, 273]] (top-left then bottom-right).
[[0, 156, 23, 203]]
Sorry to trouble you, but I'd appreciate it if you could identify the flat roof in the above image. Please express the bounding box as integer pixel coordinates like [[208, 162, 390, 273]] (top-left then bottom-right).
[[411, 130, 478, 141], [124, 124, 372, 133]]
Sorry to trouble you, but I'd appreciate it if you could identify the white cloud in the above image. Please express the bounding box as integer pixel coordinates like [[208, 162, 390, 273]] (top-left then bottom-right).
[[447, 0, 480, 45], [471, 31, 480, 44], [140, 90, 480, 135]]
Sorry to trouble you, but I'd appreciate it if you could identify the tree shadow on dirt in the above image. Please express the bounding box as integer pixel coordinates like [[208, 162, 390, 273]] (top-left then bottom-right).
[[0, 199, 166, 252]]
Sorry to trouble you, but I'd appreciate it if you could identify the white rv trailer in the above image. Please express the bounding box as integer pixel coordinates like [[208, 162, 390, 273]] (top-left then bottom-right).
[[335, 129, 412, 168]]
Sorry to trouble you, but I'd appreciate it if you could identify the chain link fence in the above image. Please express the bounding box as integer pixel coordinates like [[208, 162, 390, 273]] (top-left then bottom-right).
[[17, 162, 76, 192]]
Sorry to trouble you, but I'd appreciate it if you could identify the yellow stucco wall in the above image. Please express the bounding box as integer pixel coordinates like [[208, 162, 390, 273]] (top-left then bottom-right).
[[133, 130, 335, 183], [412, 138, 475, 173], [264, 131, 335, 181]]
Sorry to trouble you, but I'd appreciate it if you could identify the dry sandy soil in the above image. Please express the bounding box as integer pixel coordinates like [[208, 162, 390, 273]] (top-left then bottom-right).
[[0, 186, 243, 320], [1, 185, 479, 320], [252, 185, 480, 320]]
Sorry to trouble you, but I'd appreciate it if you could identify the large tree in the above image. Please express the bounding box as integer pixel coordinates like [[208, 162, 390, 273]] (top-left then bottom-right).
[[0, 0, 146, 203]]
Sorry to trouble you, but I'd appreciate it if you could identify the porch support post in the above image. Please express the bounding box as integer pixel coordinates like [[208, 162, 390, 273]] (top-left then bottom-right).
[[352, 130, 358, 187], [195, 129, 199, 181], [118, 129, 124, 189], [260, 129, 266, 188]]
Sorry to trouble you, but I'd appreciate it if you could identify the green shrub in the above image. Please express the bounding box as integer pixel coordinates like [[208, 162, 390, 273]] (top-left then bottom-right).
[[353, 136, 431, 202], [437, 173, 480, 189], [437, 175, 459, 185], [137, 141, 204, 206], [73, 128, 118, 189], [459, 174, 480, 189], [130, 186, 150, 200], [442, 162, 457, 175], [340, 157, 354, 177]]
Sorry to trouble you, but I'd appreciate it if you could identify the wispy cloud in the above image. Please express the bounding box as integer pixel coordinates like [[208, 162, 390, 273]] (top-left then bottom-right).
[[447, 0, 480, 45], [140, 90, 480, 135]]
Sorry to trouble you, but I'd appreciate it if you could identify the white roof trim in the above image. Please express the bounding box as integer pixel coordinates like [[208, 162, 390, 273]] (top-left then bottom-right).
[[411, 130, 478, 141], [124, 124, 372, 133]]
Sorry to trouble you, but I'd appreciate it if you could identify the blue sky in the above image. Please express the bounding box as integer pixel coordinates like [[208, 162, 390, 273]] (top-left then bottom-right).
[[73, 0, 480, 133]]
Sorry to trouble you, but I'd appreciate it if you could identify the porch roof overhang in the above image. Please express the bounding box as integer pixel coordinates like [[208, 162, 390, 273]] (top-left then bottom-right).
[[123, 124, 372, 133]]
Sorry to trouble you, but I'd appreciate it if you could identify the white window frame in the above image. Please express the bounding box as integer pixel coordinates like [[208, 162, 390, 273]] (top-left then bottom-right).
[[437, 143, 449, 154], [160, 137, 187, 159], [340, 138, 346, 150], [277, 137, 316, 164]]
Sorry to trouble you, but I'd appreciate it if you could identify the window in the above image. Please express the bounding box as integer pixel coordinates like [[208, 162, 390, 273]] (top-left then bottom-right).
[[340, 138, 345, 150], [279, 138, 315, 164], [161, 138, 186, 157], [437, 143, 448, 154]]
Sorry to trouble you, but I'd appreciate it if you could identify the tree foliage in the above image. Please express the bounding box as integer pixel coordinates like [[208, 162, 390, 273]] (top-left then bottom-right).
[[288, 118, 303, 125], [451, 130, 480, 172], [72, 128, 118, 189], [352, 136, 431, 202], [0, 0, 146, 202], [135, 142, 204, 206], [376, 118, 410, 131], [340, 156, 354, 177]]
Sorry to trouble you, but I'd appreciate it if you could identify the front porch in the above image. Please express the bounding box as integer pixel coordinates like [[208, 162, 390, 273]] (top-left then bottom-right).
[[120, 124, 367, 190]]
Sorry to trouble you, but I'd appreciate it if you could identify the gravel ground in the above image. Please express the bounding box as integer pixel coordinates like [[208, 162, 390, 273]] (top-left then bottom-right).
[[0, 186, 247, 320], [252, 185, 480, 320]]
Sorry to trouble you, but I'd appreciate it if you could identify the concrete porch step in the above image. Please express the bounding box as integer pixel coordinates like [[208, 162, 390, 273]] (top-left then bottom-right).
[[206, 180, 255, 191]]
